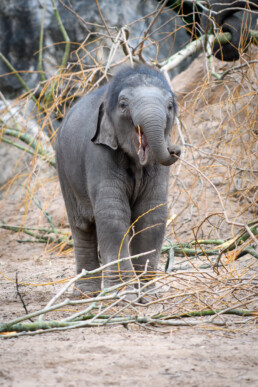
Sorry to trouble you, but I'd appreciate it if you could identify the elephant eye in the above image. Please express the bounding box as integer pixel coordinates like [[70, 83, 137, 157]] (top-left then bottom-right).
[[168, 102, 173, 111], [119, 100, 127, 111]]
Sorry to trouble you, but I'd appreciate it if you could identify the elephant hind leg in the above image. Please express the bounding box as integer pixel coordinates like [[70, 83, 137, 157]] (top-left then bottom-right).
[[130, 202, 168, 303], [72, 225, 101, 297]]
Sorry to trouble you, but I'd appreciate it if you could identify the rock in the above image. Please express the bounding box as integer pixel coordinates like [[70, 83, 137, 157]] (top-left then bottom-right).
[[0, 98, 53, 191], [0, 0, 192, 98], [0, 0, 43, 96]]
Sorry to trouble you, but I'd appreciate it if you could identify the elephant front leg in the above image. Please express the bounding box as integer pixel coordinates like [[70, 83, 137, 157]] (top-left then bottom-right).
[[130, 202, 168, 299], [71, 225, 101, 297], [94, 199, 137, 298]]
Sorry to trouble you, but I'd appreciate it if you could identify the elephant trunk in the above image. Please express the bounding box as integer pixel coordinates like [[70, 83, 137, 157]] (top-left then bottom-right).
[[132, 100, 175, 166]]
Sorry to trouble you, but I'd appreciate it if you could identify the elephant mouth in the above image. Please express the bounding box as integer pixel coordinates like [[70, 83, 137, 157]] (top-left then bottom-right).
[[135, 126, 149, 165]]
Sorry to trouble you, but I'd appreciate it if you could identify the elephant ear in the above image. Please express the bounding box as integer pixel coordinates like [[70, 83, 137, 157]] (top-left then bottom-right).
[[91, 102, 118, 150]]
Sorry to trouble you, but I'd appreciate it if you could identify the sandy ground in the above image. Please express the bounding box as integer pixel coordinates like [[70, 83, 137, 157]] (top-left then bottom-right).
[[1, 50, 257, 386], [1, 326, 257, 387], [0, 238, 257, 387]]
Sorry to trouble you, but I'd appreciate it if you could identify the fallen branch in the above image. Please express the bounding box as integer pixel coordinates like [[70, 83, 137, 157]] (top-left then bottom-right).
[[160, 32, 230, 72], [1, 308, 256, 337], [1, 254, 256, 338], [164, 224, 257, 271], [1, 221, 256, 265], [160, 29, 258, 73], [1, 128, 56, 167], [215, 224, 258, 269], [0, 222, 68, 246]]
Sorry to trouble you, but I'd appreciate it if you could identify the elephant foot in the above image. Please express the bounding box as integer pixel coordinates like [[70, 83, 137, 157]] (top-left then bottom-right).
[[72, 279, 101, 298], [117, 286, 157, 304], [102, 281, 139, 304], [120, 291, 158, 304], [121, 290, 139, 304], [135, 284, 159, 304], [138, 293, 158, 304]]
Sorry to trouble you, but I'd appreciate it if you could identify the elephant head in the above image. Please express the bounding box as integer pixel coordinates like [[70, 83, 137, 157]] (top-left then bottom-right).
[[92, 66, 181, 166]]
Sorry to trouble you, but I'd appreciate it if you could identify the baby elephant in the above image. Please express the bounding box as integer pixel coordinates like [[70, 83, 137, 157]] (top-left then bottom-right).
[[56, 66, 181, 300]]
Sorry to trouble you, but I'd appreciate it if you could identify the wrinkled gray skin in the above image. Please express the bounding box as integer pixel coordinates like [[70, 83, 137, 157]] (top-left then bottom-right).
[[56, 66, 181, 302]]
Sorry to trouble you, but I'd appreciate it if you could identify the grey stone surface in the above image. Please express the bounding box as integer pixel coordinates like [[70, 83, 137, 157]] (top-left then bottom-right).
[[0, 0, 192, 97]]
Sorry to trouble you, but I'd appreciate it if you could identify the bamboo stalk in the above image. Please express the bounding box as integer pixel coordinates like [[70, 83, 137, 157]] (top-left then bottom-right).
[[51, 0, 70, 70], [2, 128, 56, 167], [38, 0, 47, 82], [1, 221, 256, 261], [1, 309, 255, 336], [0, 53, 38, 105]]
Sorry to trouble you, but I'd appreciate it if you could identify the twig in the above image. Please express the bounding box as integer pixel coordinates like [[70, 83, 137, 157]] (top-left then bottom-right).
[[0, 221, 69, 247], [2, 128, 56, 167], [137, 0, 169, 62], [165, 237, 175, 272], [38, 0, 47, 82], [215, 224, 258, 269], [243, 247, 258, 259], [104, 29, 122, 76], [32, 195, 58, 233], [0, 53, 38, 105], [159, 33, 222, 72], [1, 137, 37, 159], [120, 27, 133, 66], [0, 92, 20, 130], [209, 295, 257, 323], [2, 220, 255, 263], [0, 223, 63, 234], [2, 307, 256, 337], [51, 0, 71, 69], [95, 0, 113, 41], [162, 244, 219, 257], [38, 251, 155, 321], [58, 0, 91, 33], [250, 29, 258, 45], [213, 60, 258, 80], [177, 157, 258, 251], [15, 272, 33, 322]]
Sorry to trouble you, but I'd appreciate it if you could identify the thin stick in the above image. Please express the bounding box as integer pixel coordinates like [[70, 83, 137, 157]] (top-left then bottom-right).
[[0, 92, 20, 130], [137, 0, 169, 62], [2, 128, 56, 167], [38, 0, 47, 82], [0, 53, 38, 105], [51, 0, 70, 69], [38, 251, 155, 321], [137, 125, 142, 155], [178, 157, 258, 248], [95, 0, 113, 41], [15, 272, 33, 322]]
